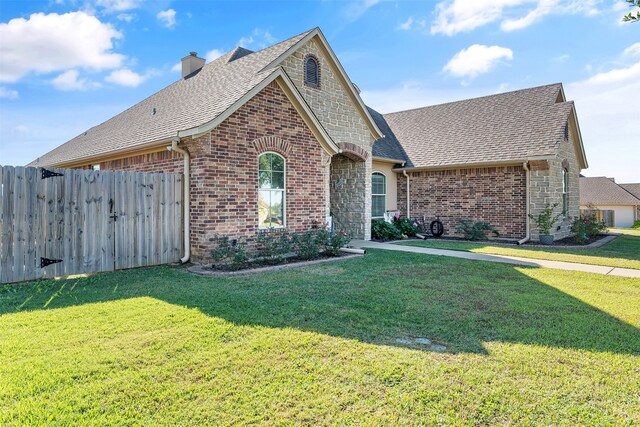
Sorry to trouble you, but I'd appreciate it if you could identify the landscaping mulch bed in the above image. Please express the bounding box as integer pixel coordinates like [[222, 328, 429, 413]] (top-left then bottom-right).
[[188, 252, 361, 277]]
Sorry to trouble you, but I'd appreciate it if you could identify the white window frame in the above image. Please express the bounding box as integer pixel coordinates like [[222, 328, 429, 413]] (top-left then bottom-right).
[[371, 171, 386, 219], [562, 168, 568, 216], [258, 152, 286, 229]]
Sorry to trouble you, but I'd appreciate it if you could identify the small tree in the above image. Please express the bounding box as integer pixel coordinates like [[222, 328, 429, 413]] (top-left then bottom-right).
[[529, 204, 563, 235]]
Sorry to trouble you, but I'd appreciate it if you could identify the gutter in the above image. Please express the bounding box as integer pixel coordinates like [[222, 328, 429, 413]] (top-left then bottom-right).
[[167, 137, 191, 263], [517, 161, 531, 245], [402, 170, 410, 218]]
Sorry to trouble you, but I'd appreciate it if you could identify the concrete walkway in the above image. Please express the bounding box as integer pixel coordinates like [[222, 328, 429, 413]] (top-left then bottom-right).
[[350, 240, 640, 278]]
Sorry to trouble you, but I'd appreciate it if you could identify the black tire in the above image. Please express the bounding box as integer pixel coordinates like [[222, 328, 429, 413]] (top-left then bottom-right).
[[430, 220, 444, 238]]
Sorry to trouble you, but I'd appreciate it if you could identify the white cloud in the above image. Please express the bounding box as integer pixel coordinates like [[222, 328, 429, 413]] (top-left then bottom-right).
[[237, 29, 276, 49], [623, 42, 640, 58], [205, 49, 224, 62], [171, 62, 181, 73], [431, 0, 601, 35], [343, 0, 382, 22], [105, 68, 147, 87], [51, 69, 99, 91], [117, 13, 135, 22], [157, 9, 176, 29], [0, 12, 124, 83], [566, 46, 640, 182], [398, 16, 427, 31], [500, 0, 558, 31], [0, 86, 18, 99], [95, 0, 142, 12], [443, 44, 513, 81]]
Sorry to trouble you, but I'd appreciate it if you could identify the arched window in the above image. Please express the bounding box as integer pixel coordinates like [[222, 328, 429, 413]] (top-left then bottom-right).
[[372, 172, 386, 218], [258, 152, 285, 228], [304, 54, 320, 88]]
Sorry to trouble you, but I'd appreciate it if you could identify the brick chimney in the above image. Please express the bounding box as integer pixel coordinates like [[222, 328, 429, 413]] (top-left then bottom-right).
[[181, 52, 205, 79]]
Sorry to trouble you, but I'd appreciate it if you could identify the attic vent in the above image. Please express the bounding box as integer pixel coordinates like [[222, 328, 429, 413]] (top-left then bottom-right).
[[564, 121, 569, 141], [304, 54, 320, 88]]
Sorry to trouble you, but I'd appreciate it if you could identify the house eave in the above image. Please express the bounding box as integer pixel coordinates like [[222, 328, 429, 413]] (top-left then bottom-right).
[[394, 157, 555, 173]]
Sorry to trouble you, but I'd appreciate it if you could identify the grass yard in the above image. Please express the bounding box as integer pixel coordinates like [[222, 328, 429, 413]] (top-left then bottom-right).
[[1, 251, 639, 425], [397, 228, 640, 270]]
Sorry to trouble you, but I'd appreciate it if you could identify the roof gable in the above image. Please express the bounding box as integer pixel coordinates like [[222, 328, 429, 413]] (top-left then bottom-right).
[[261, 28, 383, 141]]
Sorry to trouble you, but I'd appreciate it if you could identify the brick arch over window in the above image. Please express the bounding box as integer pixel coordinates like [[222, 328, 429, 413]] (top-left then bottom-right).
[[251, 136, 292, 157], [337, 142, 368, 162]]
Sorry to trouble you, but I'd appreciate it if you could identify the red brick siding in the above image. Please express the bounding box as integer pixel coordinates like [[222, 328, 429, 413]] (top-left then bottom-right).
[[397, 166, 527, 239], [98, 81, 326, 261]]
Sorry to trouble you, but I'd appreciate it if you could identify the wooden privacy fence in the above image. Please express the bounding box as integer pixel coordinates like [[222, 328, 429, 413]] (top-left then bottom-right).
[[0, 166, 183, 284]]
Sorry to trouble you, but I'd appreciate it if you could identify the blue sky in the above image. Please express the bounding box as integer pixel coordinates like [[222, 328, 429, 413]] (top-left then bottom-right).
[[1, 0, 638, 182]]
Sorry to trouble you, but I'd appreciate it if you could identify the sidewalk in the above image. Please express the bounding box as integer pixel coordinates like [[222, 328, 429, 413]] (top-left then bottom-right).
[[349, 240, 640, 278]]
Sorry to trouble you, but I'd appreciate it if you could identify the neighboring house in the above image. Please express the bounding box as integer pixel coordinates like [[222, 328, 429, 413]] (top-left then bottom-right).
[[580, 177, 640, 228], [32, 27, 588, 262]]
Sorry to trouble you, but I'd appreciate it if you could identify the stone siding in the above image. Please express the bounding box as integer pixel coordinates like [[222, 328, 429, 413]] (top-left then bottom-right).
[[281, 37, 374, 239], [397, 166, 527, 239], [330, 155, 369, 239], [98, 81, 327, 262], [529, 116, 582, 241]]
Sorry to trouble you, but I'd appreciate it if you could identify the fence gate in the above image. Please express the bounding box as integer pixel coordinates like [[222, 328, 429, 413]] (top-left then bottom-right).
[[0, 166, 183, 284]]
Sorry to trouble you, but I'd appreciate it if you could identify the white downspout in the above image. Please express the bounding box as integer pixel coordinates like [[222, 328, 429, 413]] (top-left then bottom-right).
[[168, 137, 191, 263], [517, 161, 530, 245], [402, 170, 410, 218]]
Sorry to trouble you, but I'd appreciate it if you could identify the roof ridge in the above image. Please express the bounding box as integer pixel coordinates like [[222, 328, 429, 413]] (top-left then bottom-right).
[[383, 82, 564, 117]]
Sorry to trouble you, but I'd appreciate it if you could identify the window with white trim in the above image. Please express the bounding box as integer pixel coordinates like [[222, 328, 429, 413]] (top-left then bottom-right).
[[562, 168, 568, 215], [258, 152, 285, 228], [372, 172, 386, 218]]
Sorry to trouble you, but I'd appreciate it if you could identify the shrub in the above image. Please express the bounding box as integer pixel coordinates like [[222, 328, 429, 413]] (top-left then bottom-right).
[[571, 212, 608, 244], [529, 204, 563, 235], [210, 235, 248, 270], [325, 229, 351, 256], [256, 230, 292, 263], [393, 216, 419, 237], [371, 220, 403, 241], [455, 219, 500, 241], [632, 220, 640, 230], [293, 229, 325, 260]]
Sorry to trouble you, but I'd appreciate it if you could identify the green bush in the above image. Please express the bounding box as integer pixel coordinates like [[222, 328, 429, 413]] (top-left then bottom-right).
[[455, 219, 500, 241], [392, 216, 419, 237], [529, 204, 563, 235], [571, 213, 608, 244], [325, 229, 351, 256], [293, 229, 325, 260], [632, 220, 640, 230], [371, 220, 403, 241], [210, 235, 248, 270], [256, 230, 292, 263]]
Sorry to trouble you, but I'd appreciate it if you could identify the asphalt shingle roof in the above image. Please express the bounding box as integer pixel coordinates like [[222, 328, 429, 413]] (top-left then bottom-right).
[[31, 29, 313, 167], [580, 177, 640, 206], [368, 106, 410, 165], [379, 83, 574, 169], [620, 183, 640, 200]]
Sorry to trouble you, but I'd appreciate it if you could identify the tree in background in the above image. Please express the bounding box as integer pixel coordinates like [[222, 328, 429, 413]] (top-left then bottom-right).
[[623, 0, 639, 22]]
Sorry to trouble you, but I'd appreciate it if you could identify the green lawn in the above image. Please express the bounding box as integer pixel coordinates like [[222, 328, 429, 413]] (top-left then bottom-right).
[[1, 251, 639, 425], [397, 229, 640, 270]]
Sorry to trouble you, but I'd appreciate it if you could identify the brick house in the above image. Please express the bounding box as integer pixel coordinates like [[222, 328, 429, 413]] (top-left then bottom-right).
[[32, 27, 588, 262]]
